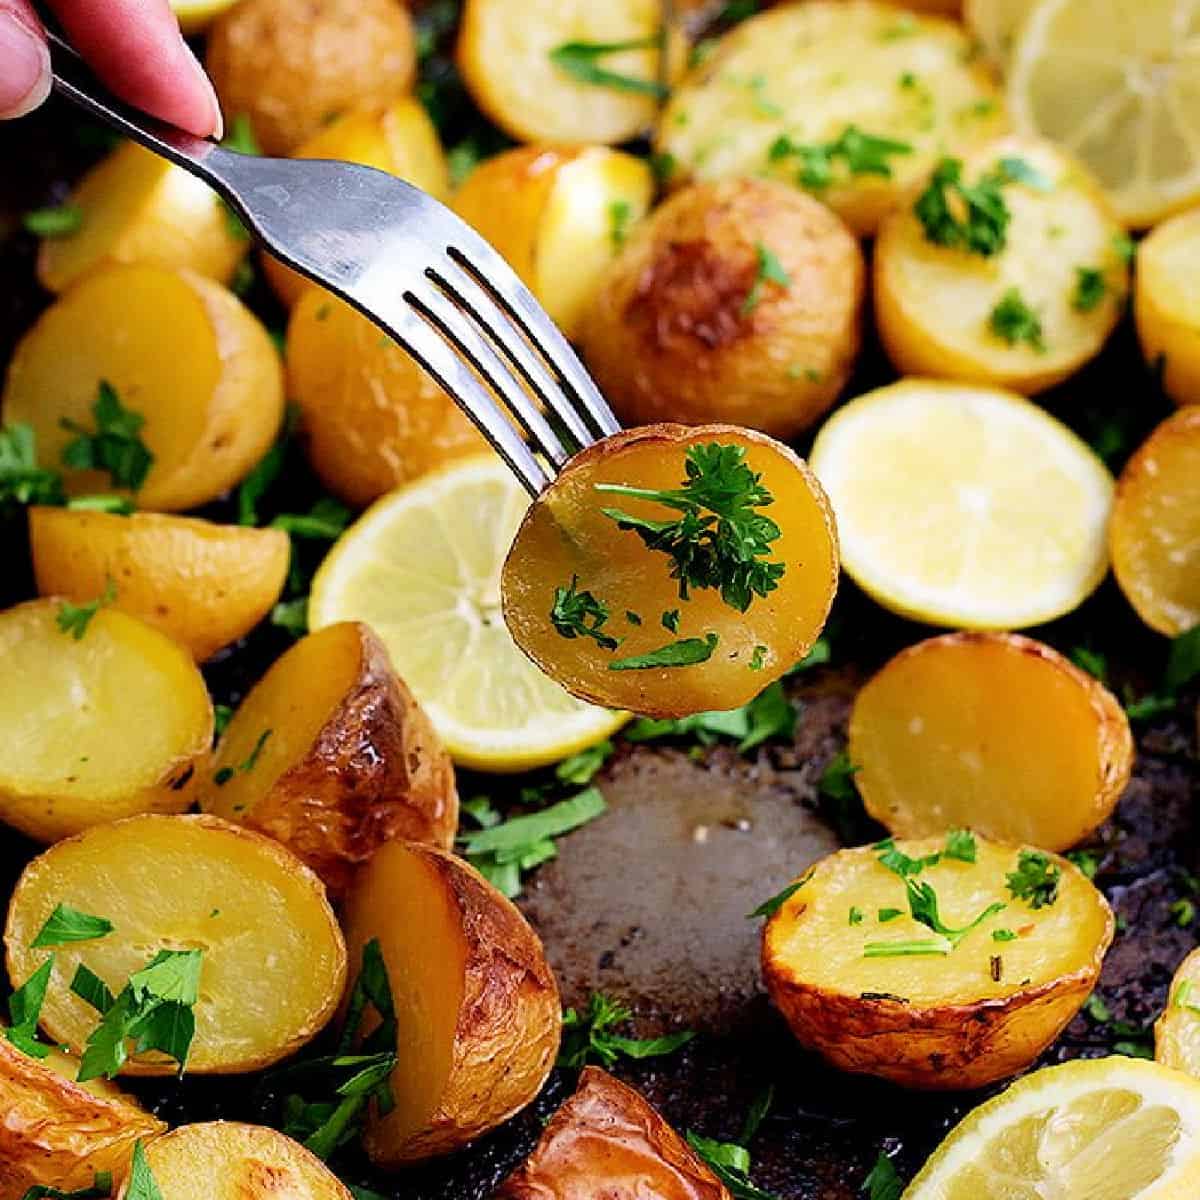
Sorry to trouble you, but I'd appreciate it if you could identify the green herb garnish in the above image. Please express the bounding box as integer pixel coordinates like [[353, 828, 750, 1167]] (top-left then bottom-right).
[[271, 596, 309, 637], [849, 906, 864, 926], [18, 1171, 114, 1200], [992, 928, 1017, 942], [1073, 267, 1108, 312], [661, 608, 681, 633], [213, 728, 273, 787], [989, 288, 1046, 351], [56, 578, 116, 641], [125, 1144, 163, 1200], [556, 740, 614, 786], [942, 829, 976, 864], [0, 423, 65, 508], [6, 959, 55, 1059], [770, 125, 912, 190], [23, 204, 84, 238], [1006, 850, 1060, 909], [31, 904, 114, 948], [549, 35, 669, 98], [1069, 646, 1108, 681], [559, 992, 694, 1068], [551, 575, 619, 650], [687, 1131, 780, 1200], [609, 634, 718, 670], [625, 679, 796, 752], [863, 1152, 905, 1200], [747, 871, 812, 919], [914, 157, 1013, 256], [749, 644, 767, 671], [740, 242, 791, 314], [60, 382, 154, 492], [609, 199, 633, 250]]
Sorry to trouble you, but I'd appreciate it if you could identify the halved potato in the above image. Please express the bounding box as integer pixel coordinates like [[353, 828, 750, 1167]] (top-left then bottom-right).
[[496, 1067, 729, 1200], [0, 600, 212, 843], [122, 1122, 351, 1199], [762, 836, 1113, 1089], [36, 141, 248, 296], [2, 264, 284, 512], [1109, 407, 1200, 636], [656, 0, 1006, 236], [5, 814, 347, 1074], [964, 0, 1037, 69], [28, 508, 289, 662], [578, 178, 864, 439], [0, 1035, 164, 1199], [849, 632, 1133, 851], [875, 135, 1128, 393], [453, 146, 654, 340], [1135, 207, 1200, 408], [263, 97, 451, 309], [287, 290, 487, 507], [501, 424, 839, 718], [341, 840, 561, 1163], [206, 0, 416, 155], [1156, 948, 1200, 1078], [198, 622, 457, 894]]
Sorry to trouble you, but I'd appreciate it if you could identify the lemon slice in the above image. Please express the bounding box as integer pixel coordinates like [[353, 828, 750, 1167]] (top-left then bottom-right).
[[170, 0, 237, 34], [1007, 0, 1200, 227], [903, 1056, 1200, 1198], [808, 379, 1113, 628], [308, 456, 627, 772]]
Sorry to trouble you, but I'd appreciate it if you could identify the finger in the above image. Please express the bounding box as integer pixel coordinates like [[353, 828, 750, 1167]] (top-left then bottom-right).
[[46, 0, 222, 138], [0, 0, 51, 119]]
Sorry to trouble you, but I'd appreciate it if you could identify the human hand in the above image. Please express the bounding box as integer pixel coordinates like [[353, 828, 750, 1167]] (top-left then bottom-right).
[[0, 0, 221, 136]]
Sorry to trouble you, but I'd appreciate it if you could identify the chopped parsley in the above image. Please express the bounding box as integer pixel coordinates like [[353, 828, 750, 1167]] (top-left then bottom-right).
[[686, 1131, 779, 1200], [213, 728, 273, 786], [1006, 850, 1060, 909], [770, 125, 912, 191], [555, 739, 614, 786], [31, 904, 114, 948], [1069, 646, 1108, 682], [1174, 980, 1200, 1014], [56, 577, 117, 641], [863, 1152, 905, 1200], [1171, 898, 1195, 928], [1073, 266, 1108, 312], [849, 906, 864, 926], [749, 644, 768, 671], [548, 35, 669, 98], [878, 908, 902, 922], [60, 382, 154, 492], [992, 928, 1017, 943], [625, 679, 796, 753], [661, 608, 681, 633], [996, 156, 1053, 191], [23, 204, 84, 238], [914, 156, 1042, 257], [6, 959, 55, 1059], [818, 750, 860, 804], [213, 704, 234, 739], [747, 871, 811, 919], [989, 288, 1046, 351], [271, 497, 351, 541], [559, 992, 694, 1068], [740, 242, 791, 315], [609, 633, 718, 670], [551, 576, 619, 650], [125, 1143, 163, 1200], [609, 199, 633, 250], [19, 1172, 114, 1200], [1112, 232, 1136, 264], [0, 423, 65, 508], [271, 596, 309, 637], [942, 829, 977, 864], [1066, 848, 1101, 879], [1165, 624, 1200, 693]]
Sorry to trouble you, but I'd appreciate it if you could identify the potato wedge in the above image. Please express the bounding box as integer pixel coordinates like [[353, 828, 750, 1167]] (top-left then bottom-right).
[[502, 424, 838, 718], [287, 290, 487, 507], [122, 1122, 352, 1200], [0, 600, 211, 843], [1135, 207, 1200, 408], [5, 814, 347, 1074], [341, 840, 560, 1163], [198, 622, 458, 894], [578, 178, 864, 439], [263, 98, 451, 309], [761, 836, 1113, 1089], [453, 146, 654, 341], [0, 1036, 164, 1199], [849, 632, 1133, 851], [875, 136, 1128, 394], [656, 1, 1006, 236], [28, 508, 289, 663], [206, 0, 416, 156], [2, 264, 284, 512], [36, 141, 248, 295], [1156, 948, 1200, 1079], [1109, 407, 1200, 636], [496, 1067, 730, 1200]]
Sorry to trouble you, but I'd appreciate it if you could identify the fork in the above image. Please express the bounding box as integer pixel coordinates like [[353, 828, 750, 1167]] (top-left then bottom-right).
[[36, 26, 622, 497]]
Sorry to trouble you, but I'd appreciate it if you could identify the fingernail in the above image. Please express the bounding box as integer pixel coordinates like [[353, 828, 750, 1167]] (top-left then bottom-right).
[[0, 10, 50, 119], [180, 36, 223, 140]]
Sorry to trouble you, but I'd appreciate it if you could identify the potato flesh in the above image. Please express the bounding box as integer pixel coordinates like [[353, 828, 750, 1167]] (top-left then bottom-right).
[[5, 815, 346, 1073], [1135, 209, 1200, 407], [1157, 948, 1200, 1078]]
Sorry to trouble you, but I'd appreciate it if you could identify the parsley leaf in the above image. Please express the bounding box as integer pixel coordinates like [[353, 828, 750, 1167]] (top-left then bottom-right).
[[770, 125, 912, 191], [1006, 850, 1061, 909], [18, 1172, 113, 1200], [271, 596, 309, 637], [686, 1131, 779, 1200], [23, 204, 84, 238], [989, 288, 1046, 351], [213, 729, 272, 786], [740, 242, 791, 315], [1073, 266, 1108, 312], [270, 497, 351, 541], [0, 423, 65, 508], [747, 872, 811, 919], [609, 633, 719, 670], [549, 35, 669, 98], [60, 382, 154, 492], [555, 740, 614, 786], [609, 199, 633, 250], [31, 904, 114, 948], [6, 959, 55, 1059], [125, 1142, 163, 1200], [1069, 645, 1108, 682], [1165, 624, 1200, 693], [943, 829, 977, 864], [551, 576, 619, 650], [56, 578, 116, 641], [863, 1153, 905, 1200], [625, 680, 797, 753], [914, 157, 1011, 257], [818, 750, 860, 803], [559, 992, 694, 1068]]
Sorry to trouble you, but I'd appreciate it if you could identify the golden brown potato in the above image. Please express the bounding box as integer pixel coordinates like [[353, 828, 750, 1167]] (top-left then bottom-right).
[[198, 621, 458, 894], [5, 814, 347, 1075], [579, 178, 863, 440], [28, 508, 289, 663], [496, 1067, 730, 1200], [849, 632, 1133, 852], [0, 600, 212, 843], [0, 1036, 164, 1199], [206, 0, 416, 156], [453, 145, 654, 341], [2, 264, 284, 513], [341, 840, 561, 1163], [287, 290, 488, 507], [761, 836, 1113, 1089], [1156, 948, 1200, 1079], [1135, 207, 1200, 408], [502, 424, 839, 718]]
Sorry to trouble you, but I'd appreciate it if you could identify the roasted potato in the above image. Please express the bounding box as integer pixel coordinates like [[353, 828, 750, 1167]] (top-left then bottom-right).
[[341, 840, 561, 1163], [0, 1036, 164, 1199], [1135, 207, 1200, 408], [2, 264, 284, 512], [5, 814, 347, 1074], [287, 290, 487, 507], [453, 146, 654, 341], [501, 424, 839, 718], [656, 1, 1006, 236], [0, 600, 211, 843], [578, 178, 864, 439], [963, 0, 1036, 69], [1156, 948, 1200, 1078], [206, 0, 416, 156], [849, 632, 1133, 851], [761, 836, 1113, 1089], [198, 621, 458, 894], [28, 508, 289, 663], [497, 1067, 730, 1200]]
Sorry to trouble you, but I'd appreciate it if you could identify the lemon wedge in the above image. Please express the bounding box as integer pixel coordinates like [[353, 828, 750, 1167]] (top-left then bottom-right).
[[308, 456, 627, 772]]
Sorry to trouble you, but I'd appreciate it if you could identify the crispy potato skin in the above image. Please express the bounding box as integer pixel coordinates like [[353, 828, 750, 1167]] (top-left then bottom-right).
[[1135, 209, 1200, 407], [206, 0, 416, 155], [496, 1067, 730, 1200], [1156, 948, 1200, 1077], [579, 179, 863, 440]]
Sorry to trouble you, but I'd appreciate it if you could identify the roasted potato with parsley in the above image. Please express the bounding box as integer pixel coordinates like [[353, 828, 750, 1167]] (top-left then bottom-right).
[[849, 632, 1133, 852], [1156, 948, 1200, 1079], [1135, 207, 1200, 408], [761, 836, 1113, 1090], [5, 814, 347, 1075], [578, 178, 864, 440], [453, 146, 654, 341], [496, 1067, 730, 1200], [29, 508, 289, 663], [2, 264, 284, 513], [501, 424, 838, 718], [341, 840, 561, 1163], [0, 600, 212, 843], [198, 622, 458, 895]]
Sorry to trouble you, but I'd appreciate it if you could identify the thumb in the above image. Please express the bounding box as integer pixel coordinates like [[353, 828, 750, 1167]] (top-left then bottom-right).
[[0, 1, 50, 119]]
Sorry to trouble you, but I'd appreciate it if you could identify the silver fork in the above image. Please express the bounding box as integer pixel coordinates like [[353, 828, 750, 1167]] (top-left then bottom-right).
[[38, 28, 621, 497]]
